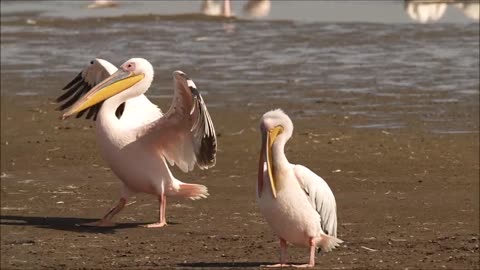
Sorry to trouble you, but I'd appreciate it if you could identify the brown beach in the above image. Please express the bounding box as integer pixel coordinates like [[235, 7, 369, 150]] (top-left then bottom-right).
[[1, 89, 478, 269], [1, 1, 480, 268]]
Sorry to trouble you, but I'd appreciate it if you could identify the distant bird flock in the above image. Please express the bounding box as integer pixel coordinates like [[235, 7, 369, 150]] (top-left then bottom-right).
[[87, 0, 479, 23], [404, 0, 479, 23]]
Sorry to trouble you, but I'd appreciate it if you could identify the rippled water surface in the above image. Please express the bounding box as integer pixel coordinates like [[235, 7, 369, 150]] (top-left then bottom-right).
[[1, 1, 479, 133]]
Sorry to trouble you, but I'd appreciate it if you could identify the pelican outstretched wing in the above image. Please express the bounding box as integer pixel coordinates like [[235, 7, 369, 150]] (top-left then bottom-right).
[[139, 71, 217, 172], [57, 58, 125, 120], [294, 165, 338, 237]]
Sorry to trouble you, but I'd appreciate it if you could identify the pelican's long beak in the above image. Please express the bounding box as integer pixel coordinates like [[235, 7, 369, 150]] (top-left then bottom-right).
[[258, 126, 283, 199], [62, 70, 144, 119]]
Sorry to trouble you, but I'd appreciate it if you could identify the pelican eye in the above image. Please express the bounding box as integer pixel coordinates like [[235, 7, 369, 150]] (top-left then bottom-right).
[[90, 60, 94, 65], [125, 63, 136, 71]]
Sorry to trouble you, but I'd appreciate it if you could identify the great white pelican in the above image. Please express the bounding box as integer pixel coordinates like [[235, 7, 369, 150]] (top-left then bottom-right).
[[201, 0, 232, 17], [257, 109, 342, 267], [58, 58, 217, 228]]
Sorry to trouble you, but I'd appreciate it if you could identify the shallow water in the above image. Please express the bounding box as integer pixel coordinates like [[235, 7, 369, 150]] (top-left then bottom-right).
[[0, 1, 479, 133]]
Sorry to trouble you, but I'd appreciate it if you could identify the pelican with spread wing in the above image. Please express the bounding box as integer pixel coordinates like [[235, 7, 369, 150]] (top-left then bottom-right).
[[58, 58, 216, 227], [257, 109, 342, 267]]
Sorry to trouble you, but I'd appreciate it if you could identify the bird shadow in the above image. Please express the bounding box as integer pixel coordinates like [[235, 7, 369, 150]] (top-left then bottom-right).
[[177, 262, 274, 268], [0, 215, 179, 234]]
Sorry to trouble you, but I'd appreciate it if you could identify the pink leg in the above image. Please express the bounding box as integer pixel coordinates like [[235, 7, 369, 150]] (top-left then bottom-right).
[[292, 237, 315, 268], [161, 193, 167, 224], [145, 193, 167, 228], [81, 198, 126, 227], [308, 238, 316, 266], [280, 238, 288, 265], [223, 0, 232, 17], [262, 238, 290, 268]]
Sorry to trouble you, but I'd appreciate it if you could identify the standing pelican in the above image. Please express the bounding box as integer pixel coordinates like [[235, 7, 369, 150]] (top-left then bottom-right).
[[201, 0, 233, 17], [244, 0, 271, 18], [404, 0, 447, 23], [455, 1, 480, 21], [257, 109, 342, 267], [58, 58, 216, 227]]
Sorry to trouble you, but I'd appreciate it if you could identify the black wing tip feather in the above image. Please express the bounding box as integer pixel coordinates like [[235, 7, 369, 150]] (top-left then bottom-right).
[[85, 106, 97, 120], [57, 68, 103, 121], [62, 72, 82, 90], [57, 79, 85, 103], [192, 88, 217, 169], [189, 86, 200, 97], [56, 82, 89, 111], [198, 118, 217, 169], [58, 61, 124, 121], [57, 80, 98, 120], [198, 134, 217, 169]]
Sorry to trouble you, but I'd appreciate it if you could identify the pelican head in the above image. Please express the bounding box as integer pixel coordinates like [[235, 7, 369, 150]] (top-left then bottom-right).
[[258, 109, 293, 198], [62, 58, 154, 119]]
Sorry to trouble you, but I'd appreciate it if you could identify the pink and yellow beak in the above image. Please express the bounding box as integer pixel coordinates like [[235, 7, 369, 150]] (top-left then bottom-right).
[[258, 126, 283, 198], [62, 70, 144, 119]]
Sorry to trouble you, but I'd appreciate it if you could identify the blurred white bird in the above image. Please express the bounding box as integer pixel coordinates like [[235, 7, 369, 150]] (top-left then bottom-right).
[[201, 0, 233, 17], [404, 0, 448, 23], [244, 0, 271, 18], [455, 1, 480, 21]]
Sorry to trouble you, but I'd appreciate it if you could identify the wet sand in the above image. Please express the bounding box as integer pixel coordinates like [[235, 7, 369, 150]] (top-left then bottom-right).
[[1, 91, 478, 269]]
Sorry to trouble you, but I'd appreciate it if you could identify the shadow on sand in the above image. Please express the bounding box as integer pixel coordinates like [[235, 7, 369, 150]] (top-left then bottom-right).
[[0, 215, 179, 234]]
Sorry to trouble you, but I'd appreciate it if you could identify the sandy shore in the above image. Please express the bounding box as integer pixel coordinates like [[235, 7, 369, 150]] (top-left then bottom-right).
[[0, 94, 478, 269]]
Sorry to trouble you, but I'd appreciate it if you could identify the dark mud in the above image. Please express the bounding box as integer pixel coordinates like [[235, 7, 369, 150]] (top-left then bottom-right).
[[1, 93, 478, 269]]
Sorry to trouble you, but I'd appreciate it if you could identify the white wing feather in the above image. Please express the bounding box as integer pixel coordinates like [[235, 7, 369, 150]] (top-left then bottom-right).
[[138, 71, 217, 172], [294, 165, 338, 237], [60, 63, 213, 172]]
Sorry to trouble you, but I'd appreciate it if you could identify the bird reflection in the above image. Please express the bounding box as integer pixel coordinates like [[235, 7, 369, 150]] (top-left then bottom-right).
[[404, 0, 479, 23], [87, 0, 118, 9]]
